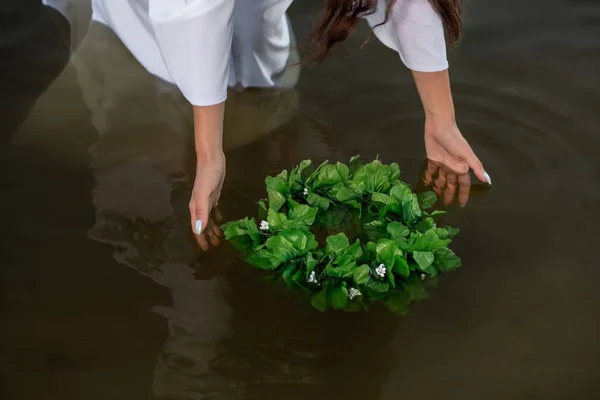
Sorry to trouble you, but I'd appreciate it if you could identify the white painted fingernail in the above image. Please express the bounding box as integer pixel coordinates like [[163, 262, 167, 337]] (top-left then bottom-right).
[[484, 171, 492, 185], [195, 220, 203, 235]]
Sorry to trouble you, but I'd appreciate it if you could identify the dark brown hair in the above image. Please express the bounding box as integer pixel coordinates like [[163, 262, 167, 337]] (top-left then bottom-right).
[[305, 0, 463, 63]]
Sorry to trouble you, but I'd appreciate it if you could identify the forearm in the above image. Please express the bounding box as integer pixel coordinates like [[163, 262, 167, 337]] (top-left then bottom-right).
[[193, 102, 225, 162], [411, 70, 456, 124]]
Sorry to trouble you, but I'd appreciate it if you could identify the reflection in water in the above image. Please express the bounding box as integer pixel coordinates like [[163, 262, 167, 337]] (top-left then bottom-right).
[[0, 2, 70, 147], [3, 1, 600, 399], [417, 159, 491, 208], [76, 19, 305, 398]]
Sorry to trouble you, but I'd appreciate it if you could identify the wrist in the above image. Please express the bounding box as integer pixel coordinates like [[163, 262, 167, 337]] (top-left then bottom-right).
[[424, 111, 456, 125], [196, 145, 224, 164]]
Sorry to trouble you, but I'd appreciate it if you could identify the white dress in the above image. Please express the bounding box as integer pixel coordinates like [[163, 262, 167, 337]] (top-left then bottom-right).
[[87, 0, 448, 106]]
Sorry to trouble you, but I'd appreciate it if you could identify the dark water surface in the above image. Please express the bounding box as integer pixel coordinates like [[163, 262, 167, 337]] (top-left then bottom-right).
[[2, 0, 600, 399]]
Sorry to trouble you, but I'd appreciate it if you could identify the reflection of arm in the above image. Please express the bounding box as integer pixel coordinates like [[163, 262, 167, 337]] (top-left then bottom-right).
[[149, 0, 234, 157], [365, 0, 448, 72], [365, 0, 453, 121]]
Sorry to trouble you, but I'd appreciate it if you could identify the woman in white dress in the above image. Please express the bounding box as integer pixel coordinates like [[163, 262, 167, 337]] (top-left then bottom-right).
[[87, 0, 491, 249]]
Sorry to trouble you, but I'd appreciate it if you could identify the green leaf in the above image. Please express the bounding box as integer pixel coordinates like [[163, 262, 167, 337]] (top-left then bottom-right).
[[317, 205, 346, 228], [387, 221, 410, 241], [410, 230, 451, 251], [306, 160, 329, 186], [335, 186, 360, 203], [276, 169, 288, 183], [434, 248, 462, 271], [267, 208, 287, 231], [364, 220, 388, 242], [386, 263, 396, 288], [414, 217, 435, 233], [314, 164, 342, 188], [389, 163, 401, 182], [392, 256, 410, 277], [384, 292, 411, 315], [434, 227, 449, 239], [353, 264, 371, 285], [222, 218, 261, 251], [336, 162, 350, 183], [282, 263, 297, 287], [247, 250, 281, 270], [330, 285, 349, 309], [288, 201, 318, 226], [447, 226, 460, 238], [418, 191, 437, 210], [413, 251, 435, 271], [371, 192, 394, 205], [280, 230, 318, 253], [402, 193, 422, 224], [348, 155, 363, 175], [267, 189, 286, 212], [265, 175, 287, 193], [367, 279, 390, 293], [326, 233, 350, 253], [376, 239, 397, 266], [307, 192, 330, 210], [311, 288, 329, 312], [306, 253, 318, 273], [327, 263, 355, 279], [390, 184, 422, 223], [257, 199, 268, 221], [345, 240, 364, 259], [297, 159, 313, 183], [265, 235, 298, 263]]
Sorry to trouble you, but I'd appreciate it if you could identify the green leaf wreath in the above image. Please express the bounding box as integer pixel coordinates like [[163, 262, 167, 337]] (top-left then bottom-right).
[[222, 156, 462, 315]]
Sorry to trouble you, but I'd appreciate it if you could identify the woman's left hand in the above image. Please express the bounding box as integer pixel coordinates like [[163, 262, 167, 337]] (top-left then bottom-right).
[[424, 117, 491, 186]]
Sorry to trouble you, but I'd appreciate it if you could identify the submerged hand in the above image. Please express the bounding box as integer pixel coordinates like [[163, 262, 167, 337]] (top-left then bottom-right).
[[189, 152, 225, 250], [424, 118, 491, 186], [423, 159, 472, 207]]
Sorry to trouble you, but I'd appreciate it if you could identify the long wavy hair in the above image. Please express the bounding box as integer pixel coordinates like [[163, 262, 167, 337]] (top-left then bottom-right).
[[305, 0, 463, 63]]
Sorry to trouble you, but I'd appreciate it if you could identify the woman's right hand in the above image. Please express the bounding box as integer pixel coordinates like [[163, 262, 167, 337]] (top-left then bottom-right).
[[189, 151, 225, 250]]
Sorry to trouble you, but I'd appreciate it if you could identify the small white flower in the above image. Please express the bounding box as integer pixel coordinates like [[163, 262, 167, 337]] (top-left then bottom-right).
[[348, 288, 362, 299], [303, 188, 309, 196], [420, 273, 427, 281], [308, 271, 317, 283], [376, 263, 386, 278], [260, 220, 269, 231], [432, 223, 437, 229]]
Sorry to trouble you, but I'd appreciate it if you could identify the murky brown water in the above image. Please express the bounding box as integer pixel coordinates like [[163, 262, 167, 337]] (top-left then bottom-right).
[[2, 0, 600, 399]]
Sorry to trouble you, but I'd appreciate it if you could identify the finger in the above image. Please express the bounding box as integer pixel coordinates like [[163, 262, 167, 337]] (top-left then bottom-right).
[[197, 232, 210, 251], [465, 149, 490, 185], [434, 168, 447, 192], [192, 193, 210, 237], [213, 206, 224, 222], [444, 172, 458, 206], [423, 160, 439, 186], [206, 223, 220, 247], [458, 173, 471, 207], [212, 222, 222, 237], [189, 197, 199, 236]]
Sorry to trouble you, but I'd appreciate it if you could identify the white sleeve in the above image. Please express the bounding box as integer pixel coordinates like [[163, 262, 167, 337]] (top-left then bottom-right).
[[364, 0, 448, 72], [149, 0, 235, 106]]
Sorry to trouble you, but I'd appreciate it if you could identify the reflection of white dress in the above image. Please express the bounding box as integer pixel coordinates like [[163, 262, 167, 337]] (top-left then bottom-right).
[[89, 0, 448, 106]]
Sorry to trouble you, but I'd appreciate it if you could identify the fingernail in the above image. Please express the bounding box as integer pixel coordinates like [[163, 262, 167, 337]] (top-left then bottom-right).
[[484, 171, 492, 185], [195, 220, 203, 235], [460, 204, 466, 208]]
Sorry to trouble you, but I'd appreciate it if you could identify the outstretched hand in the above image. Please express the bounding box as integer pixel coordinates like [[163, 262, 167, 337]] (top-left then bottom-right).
[[424, 118, 491, 186], [189, 152, 226, 250]]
